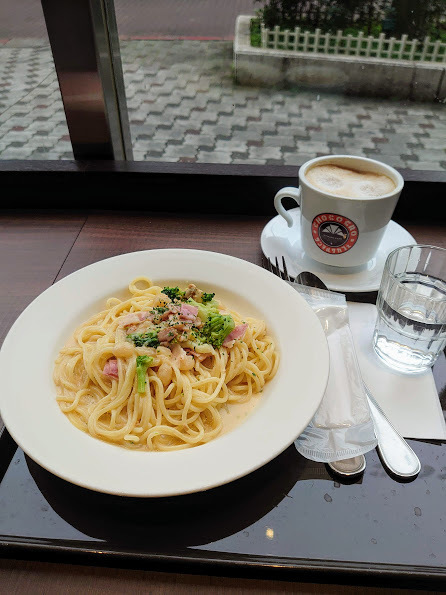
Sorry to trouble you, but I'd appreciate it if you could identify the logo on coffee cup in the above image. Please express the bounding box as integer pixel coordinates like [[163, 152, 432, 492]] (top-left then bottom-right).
[[312, 213, 359, 254]]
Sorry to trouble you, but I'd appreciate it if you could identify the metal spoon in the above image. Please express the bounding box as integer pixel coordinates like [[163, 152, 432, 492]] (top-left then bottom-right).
[[295, 270, 421, 479], [328, 455, 366, 476], [364, 384, 421, 478]]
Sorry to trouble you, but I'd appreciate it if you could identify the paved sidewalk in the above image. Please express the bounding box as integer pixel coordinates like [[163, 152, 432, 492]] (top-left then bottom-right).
[[0, 40, 445, 168]]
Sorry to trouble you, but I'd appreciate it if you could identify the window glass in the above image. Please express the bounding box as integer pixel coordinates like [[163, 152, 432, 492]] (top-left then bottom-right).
[[2, 1, 444, 170], [0, 0, 73, 160], [115, 0, 445, 171]]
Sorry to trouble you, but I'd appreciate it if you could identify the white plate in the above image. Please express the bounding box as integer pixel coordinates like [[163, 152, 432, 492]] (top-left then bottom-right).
[[0, 249, 329, 498], [261, 208, 416, 292]]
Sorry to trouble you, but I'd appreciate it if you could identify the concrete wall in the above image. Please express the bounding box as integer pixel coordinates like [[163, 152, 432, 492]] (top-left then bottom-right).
[[234, 16, 446, 102]]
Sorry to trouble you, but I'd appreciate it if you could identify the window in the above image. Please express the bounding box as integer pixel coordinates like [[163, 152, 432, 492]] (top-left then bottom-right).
[[1, 0, 444, 172], [114, 0, 446, 172], [0, 0, 72, 160]]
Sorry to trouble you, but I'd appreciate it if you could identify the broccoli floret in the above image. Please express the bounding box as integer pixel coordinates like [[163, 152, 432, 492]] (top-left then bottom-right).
[[187, 297, 219, 322], [136, 355, 153, 393], [152, 306, 168, 314], [161, 286, 184, 301], [127, 331, 160, 348], [201, 292, 215, 303], [202, 312, 235, 348]]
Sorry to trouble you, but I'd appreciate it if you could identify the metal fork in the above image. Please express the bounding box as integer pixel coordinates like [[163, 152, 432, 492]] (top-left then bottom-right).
[[262, 254, 366, 478], [262, 255, 295, 282]]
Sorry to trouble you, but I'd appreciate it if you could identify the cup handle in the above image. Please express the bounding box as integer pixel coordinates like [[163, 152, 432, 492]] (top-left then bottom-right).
[[274, 187, 301, 228]]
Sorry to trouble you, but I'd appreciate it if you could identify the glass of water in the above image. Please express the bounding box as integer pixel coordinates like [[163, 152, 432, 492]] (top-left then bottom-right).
[[373, 245, 446, 374]]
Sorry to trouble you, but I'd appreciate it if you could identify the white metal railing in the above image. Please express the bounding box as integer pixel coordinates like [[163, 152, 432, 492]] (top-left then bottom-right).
[[260, 25, 446, 63]]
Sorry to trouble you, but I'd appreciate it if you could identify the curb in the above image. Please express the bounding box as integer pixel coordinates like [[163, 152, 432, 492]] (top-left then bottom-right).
[[0, 36, 235, 48]]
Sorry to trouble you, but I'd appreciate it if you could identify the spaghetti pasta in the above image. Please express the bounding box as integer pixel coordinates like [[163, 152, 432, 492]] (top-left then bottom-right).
[[54, 278, 279, 451]]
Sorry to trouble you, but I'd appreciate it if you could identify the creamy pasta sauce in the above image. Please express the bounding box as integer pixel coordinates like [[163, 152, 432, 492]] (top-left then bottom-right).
[[54, 279, 278, 451]]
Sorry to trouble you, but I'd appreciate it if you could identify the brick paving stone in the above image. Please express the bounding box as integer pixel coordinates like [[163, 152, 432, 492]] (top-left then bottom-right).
[[295, 141, 330, 153], [264, 136, 295, 148], [196, 150, 232, 163], [133, 139, 166, 153], [150, 128, 182, 141], [201, 124, 232, 137], [163, 143, 197, 159], [143, 154, 174, 162], [422, 139, 446, 149], [183, 133, 215, 146], [0, 146, 34, 157], [230, 130, 262, 143], [412, 148, 446, 161], [422, 131, 446, 141], [372, 143, 409, 155], [249, 146, 282, 160], [215, 139, 247, 151], [410, 161, 445, 171], [133, 124, 157, 136], [283, 153, 314, 166], [1, 130, 33, 141], [377, 156, 407, 168]]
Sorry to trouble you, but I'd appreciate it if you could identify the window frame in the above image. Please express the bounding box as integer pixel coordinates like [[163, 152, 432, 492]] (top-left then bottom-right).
[[1, 1, 444, 211], [1, 160, 444, 221]]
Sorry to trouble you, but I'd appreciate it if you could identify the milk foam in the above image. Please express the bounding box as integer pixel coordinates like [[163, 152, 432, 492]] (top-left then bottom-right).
[[306, 164, 396, 198]]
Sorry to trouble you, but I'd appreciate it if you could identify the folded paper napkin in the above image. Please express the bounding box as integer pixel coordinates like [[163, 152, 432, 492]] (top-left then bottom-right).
[[348, 302, 446, 440], [293, 285, 446, 464], [293, 285, 378, 463]]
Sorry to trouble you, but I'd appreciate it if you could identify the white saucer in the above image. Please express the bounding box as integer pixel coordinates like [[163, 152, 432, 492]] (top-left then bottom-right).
[[260, 208, 416, 293]]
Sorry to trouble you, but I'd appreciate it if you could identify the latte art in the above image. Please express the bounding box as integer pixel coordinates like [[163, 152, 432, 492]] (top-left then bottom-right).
[[306, 164, 396, 198]]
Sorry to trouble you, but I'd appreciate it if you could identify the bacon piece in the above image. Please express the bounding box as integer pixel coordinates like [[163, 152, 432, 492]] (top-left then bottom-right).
[[154, 304, 180, 322], [180, 303, 198, 320], [223, 323, 248, 347], [169, 321, 190, 332], [103, 358, 119, 378], [118, 311, 149, 327], [158, 327, 178, 344], [171, 344, 195, 370], [184, 348, 211, 362]]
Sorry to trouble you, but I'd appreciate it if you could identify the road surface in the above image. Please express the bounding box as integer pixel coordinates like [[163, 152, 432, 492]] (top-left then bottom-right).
[[1, 0, 258, 40]]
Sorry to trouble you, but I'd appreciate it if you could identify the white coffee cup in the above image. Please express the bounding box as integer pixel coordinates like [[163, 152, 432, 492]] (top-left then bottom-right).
[[274, 155, 404, 268]]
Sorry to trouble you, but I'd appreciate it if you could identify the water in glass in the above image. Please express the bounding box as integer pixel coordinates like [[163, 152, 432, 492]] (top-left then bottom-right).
[[374, 271, 446, 373]]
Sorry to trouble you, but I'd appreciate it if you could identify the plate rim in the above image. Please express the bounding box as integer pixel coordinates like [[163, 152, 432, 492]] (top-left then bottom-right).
[[0, 248, 329, 497]]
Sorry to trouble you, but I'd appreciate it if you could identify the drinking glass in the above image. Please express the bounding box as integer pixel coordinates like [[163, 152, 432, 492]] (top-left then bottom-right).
[[373, 245, 446, 374]]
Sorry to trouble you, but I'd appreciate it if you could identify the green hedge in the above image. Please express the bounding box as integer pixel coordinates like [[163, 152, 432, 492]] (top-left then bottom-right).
[[253, 0, 446, 42]]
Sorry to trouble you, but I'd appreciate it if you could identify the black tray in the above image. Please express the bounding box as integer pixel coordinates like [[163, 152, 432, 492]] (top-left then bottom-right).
[[1, 354, 445, 589]]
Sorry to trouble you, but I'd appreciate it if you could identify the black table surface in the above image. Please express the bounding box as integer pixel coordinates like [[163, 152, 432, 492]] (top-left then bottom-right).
[[0, 210, 445, 592]]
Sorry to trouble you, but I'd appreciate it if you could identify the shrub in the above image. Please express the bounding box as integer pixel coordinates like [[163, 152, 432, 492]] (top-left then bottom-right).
[[254, 0, 389, 34], [254, 0, 446, 40], [389, 1, 446, 41]]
